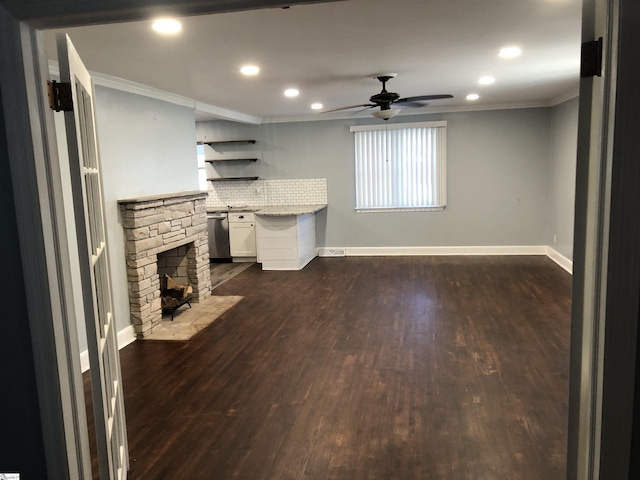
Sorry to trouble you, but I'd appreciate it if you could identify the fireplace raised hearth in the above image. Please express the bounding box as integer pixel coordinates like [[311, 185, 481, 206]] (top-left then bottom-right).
[[119, 191, 212, 338]]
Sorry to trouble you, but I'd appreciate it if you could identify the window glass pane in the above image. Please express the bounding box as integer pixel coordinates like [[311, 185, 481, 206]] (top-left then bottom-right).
[[353, 122, 446, 211], [197, 144, 208, 191]]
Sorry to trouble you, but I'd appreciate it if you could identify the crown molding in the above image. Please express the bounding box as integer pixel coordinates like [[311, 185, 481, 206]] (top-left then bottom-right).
[[261, 100, 556, 124], [90, 72, 195, 108], [195, 101, 261, 125], [48, 60, 580, 125], [49, 60, 195, 108], [549, 89, 580, 106]]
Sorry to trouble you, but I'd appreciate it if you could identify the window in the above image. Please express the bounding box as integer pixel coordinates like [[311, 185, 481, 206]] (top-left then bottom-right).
[[196, 143, 208, 191], [351, 121, 447, 212]]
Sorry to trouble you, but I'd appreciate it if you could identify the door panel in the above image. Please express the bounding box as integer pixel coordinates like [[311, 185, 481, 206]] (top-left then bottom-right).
[[57, 33, 128, 480]]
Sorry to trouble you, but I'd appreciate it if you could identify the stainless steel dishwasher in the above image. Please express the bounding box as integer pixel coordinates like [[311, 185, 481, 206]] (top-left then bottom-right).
[[207, 212, 230, 260]]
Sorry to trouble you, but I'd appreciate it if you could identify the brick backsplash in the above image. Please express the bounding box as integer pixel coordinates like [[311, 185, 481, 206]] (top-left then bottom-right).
[[207, 178, 327, 209]]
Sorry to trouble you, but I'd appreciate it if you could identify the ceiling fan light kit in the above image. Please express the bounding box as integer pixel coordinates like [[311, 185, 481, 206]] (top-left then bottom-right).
[[372, 109, 401, 120], [322, 73, 453, 121]]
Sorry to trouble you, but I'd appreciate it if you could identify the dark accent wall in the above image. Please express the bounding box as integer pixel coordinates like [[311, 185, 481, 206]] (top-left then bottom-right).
[[0, 86, 48, 478], [601, 0, 640, 477]]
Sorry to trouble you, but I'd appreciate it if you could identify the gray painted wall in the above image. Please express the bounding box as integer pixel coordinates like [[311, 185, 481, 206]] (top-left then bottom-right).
[[200, 107, 553, 248], [549, 97, 579, 260], [94, 86, 199, 335]]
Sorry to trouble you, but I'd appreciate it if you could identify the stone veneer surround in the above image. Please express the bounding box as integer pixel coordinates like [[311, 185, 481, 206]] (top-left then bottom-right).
[[119, 191, 211, 337]]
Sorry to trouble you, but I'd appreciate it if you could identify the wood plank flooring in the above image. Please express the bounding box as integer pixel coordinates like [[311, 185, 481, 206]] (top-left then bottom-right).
[[210, 261, 254, 290], [89, 256, 572, 479]]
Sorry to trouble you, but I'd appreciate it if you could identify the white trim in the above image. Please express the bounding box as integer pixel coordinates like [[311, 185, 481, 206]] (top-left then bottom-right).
[[48, 58, 578, 125], [50, 60, 261, 123], [195, 101, 261, 125], [329, 245, 548, 256], [49, 59, 196, 108], [91, 71, 195, 108], [261, 100, 567, 124], [118, 324, 137, 351], [2, 16, 93, 477], [550, 90, 580, 107], [80, 325, 136, 373], [355, 206, 446, 213], [318, 245, 573, 274], [546, 246, 574, 274], [79, 349, 89, 374]]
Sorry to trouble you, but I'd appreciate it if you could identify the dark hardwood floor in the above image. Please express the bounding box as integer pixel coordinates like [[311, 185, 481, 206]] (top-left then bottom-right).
[[87, 256, 572, 479]]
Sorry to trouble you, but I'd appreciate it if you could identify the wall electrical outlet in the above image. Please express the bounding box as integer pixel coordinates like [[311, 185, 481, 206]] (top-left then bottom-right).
[[553, 234, 557, 244]]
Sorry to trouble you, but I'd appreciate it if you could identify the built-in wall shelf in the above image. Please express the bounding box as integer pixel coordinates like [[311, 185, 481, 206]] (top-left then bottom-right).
[[201, 140, 256, 145], [205, 158, 258, 163], [207, 176, 259, 182]]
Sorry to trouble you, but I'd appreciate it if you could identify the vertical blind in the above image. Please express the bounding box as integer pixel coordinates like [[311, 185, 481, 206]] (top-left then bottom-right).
[[351, 121, 447, 211]]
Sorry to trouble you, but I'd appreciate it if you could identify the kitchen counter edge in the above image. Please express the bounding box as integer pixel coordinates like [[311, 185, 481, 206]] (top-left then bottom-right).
[[207, 204, 327, 216]]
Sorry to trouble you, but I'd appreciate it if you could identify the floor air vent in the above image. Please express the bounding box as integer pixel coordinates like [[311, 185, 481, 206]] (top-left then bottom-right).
[[319, 249, 346, 257]]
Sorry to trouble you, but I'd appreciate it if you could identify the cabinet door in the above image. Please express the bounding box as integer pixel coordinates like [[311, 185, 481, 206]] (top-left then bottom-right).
[[229, 222, 256, 256]]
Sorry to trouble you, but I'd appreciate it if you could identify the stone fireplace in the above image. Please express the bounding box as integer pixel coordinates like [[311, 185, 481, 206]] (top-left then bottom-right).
[[119, 191, 212, 338]]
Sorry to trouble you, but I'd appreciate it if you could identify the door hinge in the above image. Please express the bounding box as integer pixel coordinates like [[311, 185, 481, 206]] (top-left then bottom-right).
[[581, 37, 603, 78], [47, 80, 73, 112]]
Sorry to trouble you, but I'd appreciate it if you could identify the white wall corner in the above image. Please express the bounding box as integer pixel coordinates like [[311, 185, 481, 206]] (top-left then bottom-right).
[[546, 246, 573, 274], [80, 325, 136, 373]]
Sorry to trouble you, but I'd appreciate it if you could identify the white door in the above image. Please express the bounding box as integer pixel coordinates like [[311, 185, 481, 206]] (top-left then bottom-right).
[[57, 34, 129, 480]]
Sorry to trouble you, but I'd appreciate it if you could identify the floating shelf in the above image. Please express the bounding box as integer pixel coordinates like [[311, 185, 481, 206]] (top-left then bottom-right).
[[201, 140, 256, 145], [205, 158, 258, 163], [207, 176, 259, 182]]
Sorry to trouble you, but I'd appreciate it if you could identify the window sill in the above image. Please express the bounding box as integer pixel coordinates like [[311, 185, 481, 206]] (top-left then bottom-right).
[[355, 206, 446, 213]]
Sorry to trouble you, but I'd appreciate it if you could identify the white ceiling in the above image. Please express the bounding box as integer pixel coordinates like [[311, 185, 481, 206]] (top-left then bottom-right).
[[44, 0, 583, 122]]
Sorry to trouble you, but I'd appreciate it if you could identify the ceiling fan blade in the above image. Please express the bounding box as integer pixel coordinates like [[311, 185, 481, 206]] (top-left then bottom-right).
[[396, 94, 453, 104], [395, 101, 429, 108], [321, 103, 376, 113], [351, 105, 378, 115]]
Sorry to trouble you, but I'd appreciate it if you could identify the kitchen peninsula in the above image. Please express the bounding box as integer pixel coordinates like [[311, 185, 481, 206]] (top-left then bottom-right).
[[255, 204, 326, 271], [206, 177, 328, 270]]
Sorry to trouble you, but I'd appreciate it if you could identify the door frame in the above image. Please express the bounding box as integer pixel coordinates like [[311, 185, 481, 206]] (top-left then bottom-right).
[[2, 0, 639, 478], [0, 8, 90, 477]]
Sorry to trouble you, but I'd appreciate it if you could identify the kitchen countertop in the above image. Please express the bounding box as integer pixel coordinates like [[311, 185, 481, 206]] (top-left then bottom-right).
[[208, 204, 327, 216], [255, 204, 327, 216]]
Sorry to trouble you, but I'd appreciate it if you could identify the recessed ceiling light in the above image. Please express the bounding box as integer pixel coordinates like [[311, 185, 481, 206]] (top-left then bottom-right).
[[240, 65, 260, 76], [478, 76, 496, 85], [284, 88, 299, 98], [466, 93, 480, 101], [152, 18, 182, 35], [499, 46, 522, 58], [311, 103, 323, 110]]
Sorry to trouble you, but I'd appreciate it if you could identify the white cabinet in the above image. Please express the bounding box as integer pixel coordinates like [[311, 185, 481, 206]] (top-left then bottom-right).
[[229, 213, 256, 257], [255, 213, 316, 270]]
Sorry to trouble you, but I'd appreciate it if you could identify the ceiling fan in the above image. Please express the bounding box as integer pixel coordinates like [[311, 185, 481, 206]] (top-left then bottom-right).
[[322, 73, 453, 120]]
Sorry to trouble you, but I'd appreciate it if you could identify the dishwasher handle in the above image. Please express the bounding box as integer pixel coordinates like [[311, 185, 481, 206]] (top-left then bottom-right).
[[207, 214, 227, 220]]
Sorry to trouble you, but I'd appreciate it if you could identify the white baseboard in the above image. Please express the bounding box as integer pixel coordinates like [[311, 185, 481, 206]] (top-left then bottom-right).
[[337, 245, 548, 256], [317, 245, 573, 274], [546, 247, 573, 274], [79, 349, 89, 374], [80, 325, 136, 373]]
